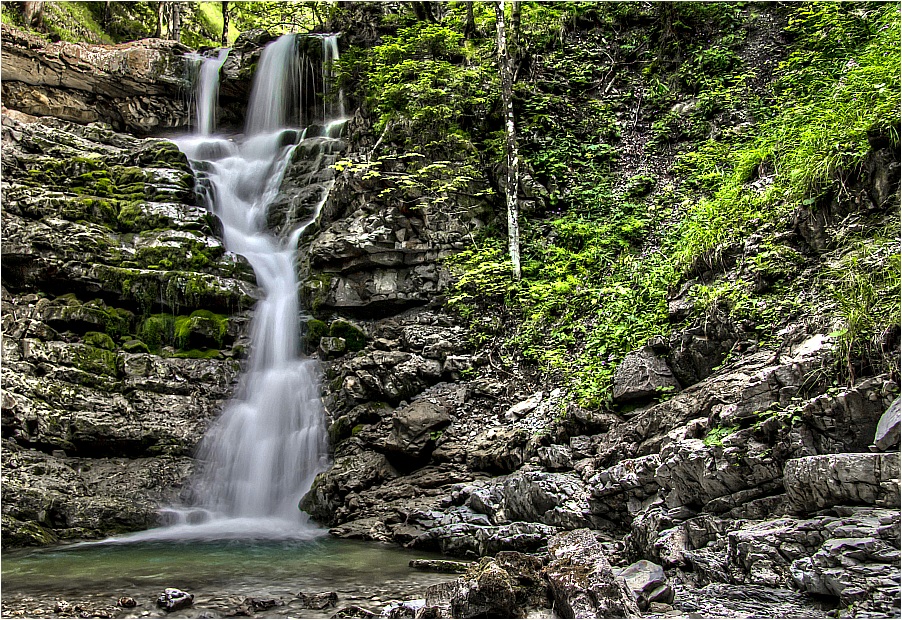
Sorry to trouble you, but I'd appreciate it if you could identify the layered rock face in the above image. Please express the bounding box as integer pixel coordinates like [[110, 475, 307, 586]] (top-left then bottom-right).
[[0, 110, 255, 545], [298, 121, 901, 618]]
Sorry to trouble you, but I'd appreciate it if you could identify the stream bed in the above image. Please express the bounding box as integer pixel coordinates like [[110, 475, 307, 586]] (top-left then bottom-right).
[[1, 538, 453, 618]]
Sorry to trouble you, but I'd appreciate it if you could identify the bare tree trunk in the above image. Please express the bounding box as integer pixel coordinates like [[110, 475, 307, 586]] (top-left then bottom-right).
[[154, 1, 164, 38], [169, 2, 181, 42], [495, 0, 521, 280], [510, 0, 521, 48], [463, 1, 475, 39], [102, 0, 112, 28], [221, 1, 229, 45], [22, 1, 44, 27]]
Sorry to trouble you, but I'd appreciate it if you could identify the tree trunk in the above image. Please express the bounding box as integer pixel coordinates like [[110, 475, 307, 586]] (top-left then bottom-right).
[[154, 1, 164, 38], [495, 0, 521, 280], [463, 1, 475, 39], [511, 0, 521, 48], [169, 2, 181, 42], [22, 1, 44, 27], [102, 0, 112, 28], [221, 1, 229, 45]]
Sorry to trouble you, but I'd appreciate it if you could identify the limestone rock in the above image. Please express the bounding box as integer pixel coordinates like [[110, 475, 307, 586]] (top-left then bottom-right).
[[157, 588, 193, 612], [466, 427, 529, 473], [502, 470, 599, 529], [384, 400, 451, 459], [545, 529, 640, 618], [783, 453, 901, 512], [612, 346, 680, 405], [875, 397, 901, 451], [450, 558, 517, 618], [617, 560, 673, 609]]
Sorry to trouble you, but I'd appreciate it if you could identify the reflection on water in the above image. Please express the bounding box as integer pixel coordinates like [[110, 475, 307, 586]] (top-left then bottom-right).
[[1, 538, 451, 618]]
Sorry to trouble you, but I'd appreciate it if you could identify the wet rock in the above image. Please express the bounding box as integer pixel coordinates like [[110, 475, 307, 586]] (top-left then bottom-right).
[[298, 592, 339, 610], [612, 346, 680, 405], [545, 529, 640, 618], [409, 559, 473, 573], [874, 397, 901, 451], [116, 597, 137, 608], [384, 400, 451, 460], [157, 588, 194, 612], [332, 605, 377, 618], [783, 453, 901, 512], [301, 451, 399, 526], [320, 336, 348, 358], [538, 445, 573, 471], [617, 560, 673, 609], [450, 558, 517, 618]]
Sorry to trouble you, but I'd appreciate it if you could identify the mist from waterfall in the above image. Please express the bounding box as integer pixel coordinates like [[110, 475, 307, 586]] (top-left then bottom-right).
[[113, 34, 344, 542]]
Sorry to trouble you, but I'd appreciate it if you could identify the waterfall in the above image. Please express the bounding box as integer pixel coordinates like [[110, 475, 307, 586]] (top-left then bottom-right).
[[185, 48, 229, 135], [118, 34, 344, 541]]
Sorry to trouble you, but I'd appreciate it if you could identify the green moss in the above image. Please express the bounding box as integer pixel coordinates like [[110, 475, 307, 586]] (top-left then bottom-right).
[[83, 331, 115, 351], [71, 344, 119, 377], [304, 319, 328, 350], [122, 339, 151, 354], [170, 348, 223, 359], [329, 320, 367, 352], [139, 314, 176, 351], [173, 310, 229, 349]]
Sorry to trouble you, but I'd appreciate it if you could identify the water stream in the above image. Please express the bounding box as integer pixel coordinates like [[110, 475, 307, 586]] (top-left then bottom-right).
[[121, 34, 343, 541]]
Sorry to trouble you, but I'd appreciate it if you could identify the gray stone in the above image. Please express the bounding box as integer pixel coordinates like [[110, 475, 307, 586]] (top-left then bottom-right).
[[875, 397, 901, 451], [545, 529, 641, 618], [505, 392, 542, 421], [319, 336, 347, 358], [612, 346, 680, 405], [617, 560, 668, 609], [157, 588, 194, 612], [384, 400, 451, 459], [783, 453, 901, 512]]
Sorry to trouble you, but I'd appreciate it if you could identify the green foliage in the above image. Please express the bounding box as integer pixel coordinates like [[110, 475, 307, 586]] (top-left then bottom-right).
[[703, 424, 740, 447], [823, 233, 901, 381]]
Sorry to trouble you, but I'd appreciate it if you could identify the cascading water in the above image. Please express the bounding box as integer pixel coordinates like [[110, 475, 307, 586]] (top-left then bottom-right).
[[186, 48, 229, 135], [116, 34, 345, 541]]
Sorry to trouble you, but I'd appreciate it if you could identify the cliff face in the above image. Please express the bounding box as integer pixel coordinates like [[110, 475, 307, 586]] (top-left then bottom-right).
[[0, 29, 258, 544]]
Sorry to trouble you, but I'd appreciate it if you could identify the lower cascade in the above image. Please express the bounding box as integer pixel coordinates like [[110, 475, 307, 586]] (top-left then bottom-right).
[[120, 34, 337, 541]]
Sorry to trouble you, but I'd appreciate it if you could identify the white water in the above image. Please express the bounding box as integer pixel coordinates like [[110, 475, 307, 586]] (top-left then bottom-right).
[[115, 34, 343, 542], [186, 48, 229, 135]]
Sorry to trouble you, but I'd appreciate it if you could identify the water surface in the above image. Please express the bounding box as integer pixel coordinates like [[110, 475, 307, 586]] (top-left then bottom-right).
[[2, 538, 451, 618]]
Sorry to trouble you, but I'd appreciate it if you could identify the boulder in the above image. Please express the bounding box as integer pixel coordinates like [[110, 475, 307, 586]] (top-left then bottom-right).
[[298, 592, 338, 610], [875, 397, 901, 451], [466, 427, 530, 473], [450, 558, 517, 618], [612, 346, 680, 405], [502, 470, 598, 529], [505, 392, 543, 421], [783, 453, 901, 512], [384, 400, 451, 459], [617, 560, 673, 609], [156, 588, 193, 612], [545, 529, 640, 618]]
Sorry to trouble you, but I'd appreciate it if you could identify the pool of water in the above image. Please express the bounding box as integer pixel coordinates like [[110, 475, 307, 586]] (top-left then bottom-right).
[[1, 538, 454, 618]]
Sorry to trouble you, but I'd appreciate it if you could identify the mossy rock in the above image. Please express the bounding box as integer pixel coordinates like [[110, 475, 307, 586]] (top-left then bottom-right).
[[139, 314, 175, 351], [171, 348, 222, 359], [83, 331, 115, 351], [174, 310, 228, 349], [304, 318, 328, 353], [329, 320, 367, 352], [1, 515, 58, 548], [122, 339, 150, 354]]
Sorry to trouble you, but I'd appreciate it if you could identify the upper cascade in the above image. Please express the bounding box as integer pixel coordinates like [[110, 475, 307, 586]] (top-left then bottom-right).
[[186, 48, 230, 135], [246, 33, 345, 135]]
